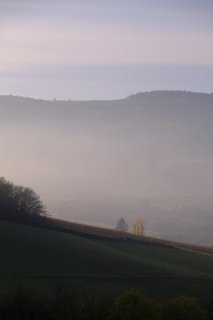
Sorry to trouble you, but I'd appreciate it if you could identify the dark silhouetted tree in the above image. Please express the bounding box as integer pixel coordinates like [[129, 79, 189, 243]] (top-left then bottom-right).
[[0, 177, 47, 223]]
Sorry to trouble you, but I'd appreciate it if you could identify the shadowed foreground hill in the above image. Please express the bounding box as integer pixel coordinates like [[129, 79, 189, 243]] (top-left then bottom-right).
[[1, 220, 213, 300]]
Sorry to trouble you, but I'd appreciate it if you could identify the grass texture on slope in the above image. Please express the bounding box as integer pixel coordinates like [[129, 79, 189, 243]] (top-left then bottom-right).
[[0, 220, 213, 299]]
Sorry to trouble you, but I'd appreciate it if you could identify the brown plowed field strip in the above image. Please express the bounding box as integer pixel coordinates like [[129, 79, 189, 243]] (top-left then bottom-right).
[[48, 217, 213, 255]]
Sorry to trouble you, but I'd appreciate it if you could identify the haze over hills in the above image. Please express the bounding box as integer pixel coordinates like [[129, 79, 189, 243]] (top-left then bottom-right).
[[1, 91, 213, 245]]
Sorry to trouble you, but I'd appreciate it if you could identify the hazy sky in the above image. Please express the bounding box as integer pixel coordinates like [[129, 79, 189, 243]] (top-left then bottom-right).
[[0, 0, 213, 99]]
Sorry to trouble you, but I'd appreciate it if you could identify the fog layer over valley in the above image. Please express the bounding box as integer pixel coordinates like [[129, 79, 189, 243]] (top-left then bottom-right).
[[1, 91, 213, 245]]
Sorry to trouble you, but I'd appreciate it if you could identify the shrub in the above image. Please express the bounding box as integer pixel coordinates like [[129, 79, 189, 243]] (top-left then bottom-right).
[[162, 296, 208, 320], [107, 290, 161, 320]]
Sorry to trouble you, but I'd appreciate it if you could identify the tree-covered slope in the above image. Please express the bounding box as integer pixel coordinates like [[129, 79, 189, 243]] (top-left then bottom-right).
[[1, 220, 213, 300]]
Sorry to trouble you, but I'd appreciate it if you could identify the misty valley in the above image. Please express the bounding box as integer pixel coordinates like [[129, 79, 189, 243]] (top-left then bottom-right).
[[1, 91, 213, 320], [1, 1, 213, 318], [1, 91, 213, 245]]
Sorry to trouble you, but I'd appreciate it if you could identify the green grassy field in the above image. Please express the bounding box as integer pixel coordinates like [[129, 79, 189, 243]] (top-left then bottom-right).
[[1, 220, 213, 300]]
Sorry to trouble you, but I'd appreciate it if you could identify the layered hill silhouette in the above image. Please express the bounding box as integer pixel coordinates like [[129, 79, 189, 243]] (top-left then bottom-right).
[[1, 91, 213, 245]]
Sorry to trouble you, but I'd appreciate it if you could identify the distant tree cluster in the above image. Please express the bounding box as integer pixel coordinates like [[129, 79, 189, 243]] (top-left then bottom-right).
[[0, 177, 47, 223]]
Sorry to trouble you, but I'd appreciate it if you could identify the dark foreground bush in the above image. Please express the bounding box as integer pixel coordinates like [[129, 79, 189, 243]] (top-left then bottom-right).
[[0, 285, 50, 320], [107, 290, 161, 320], [0, 286, 113, 320], [161, 295, 208, 320], [0, 286, 210, 320], [50, 286, 112, 320]]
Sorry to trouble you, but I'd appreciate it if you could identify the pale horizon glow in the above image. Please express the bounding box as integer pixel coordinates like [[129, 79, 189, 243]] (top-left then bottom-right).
[[0, 0, 213, 99], [1, 1, 213, 244]]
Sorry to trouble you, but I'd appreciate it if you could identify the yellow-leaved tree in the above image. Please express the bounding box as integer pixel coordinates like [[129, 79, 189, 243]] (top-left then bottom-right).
[[133, 218, 144, 235]]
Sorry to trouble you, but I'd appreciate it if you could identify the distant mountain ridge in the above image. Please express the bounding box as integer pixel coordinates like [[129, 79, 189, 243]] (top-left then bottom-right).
[[0, 90, 213, 103]]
